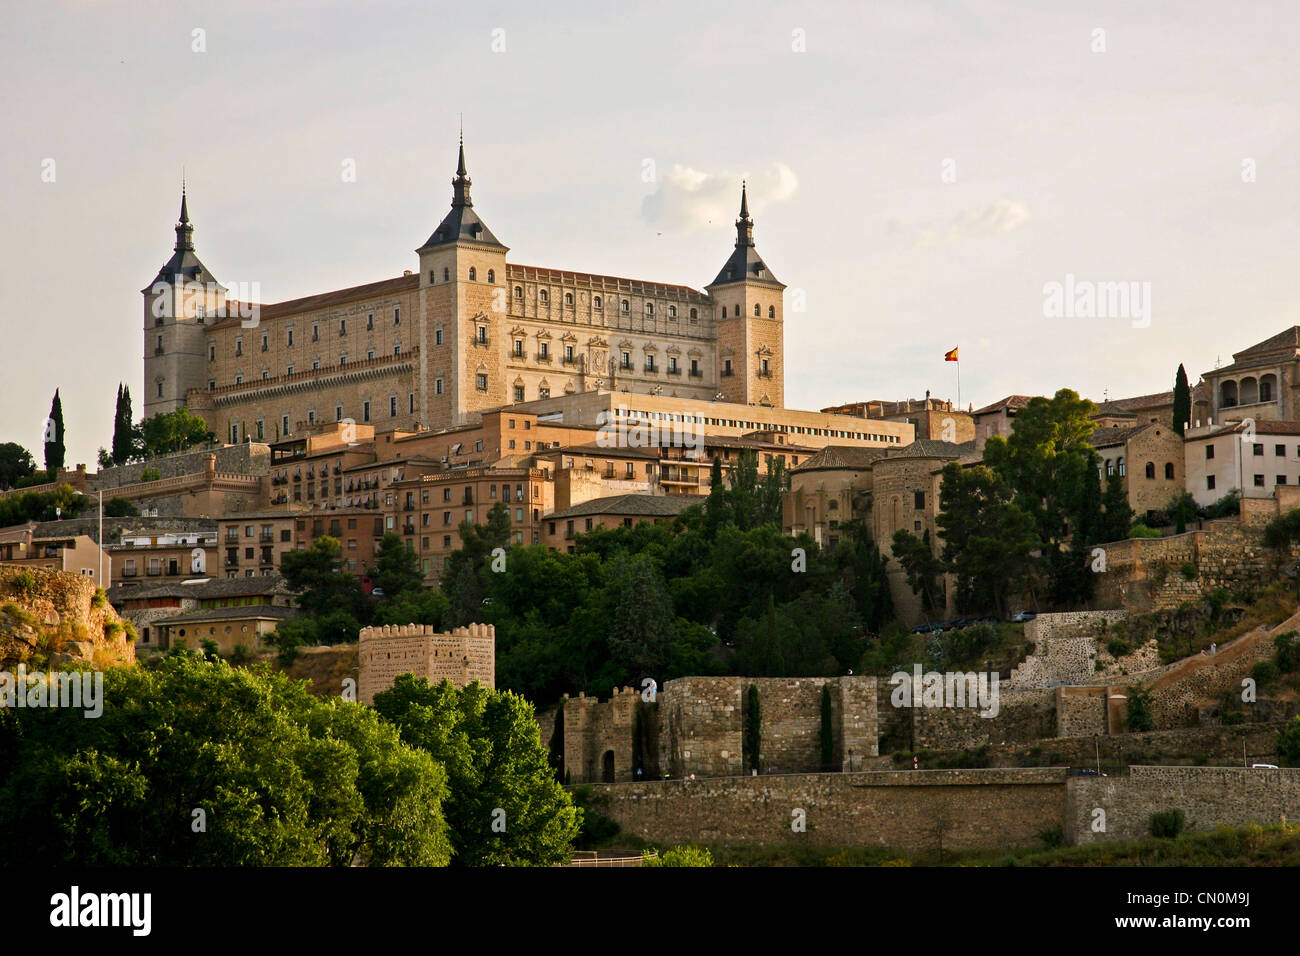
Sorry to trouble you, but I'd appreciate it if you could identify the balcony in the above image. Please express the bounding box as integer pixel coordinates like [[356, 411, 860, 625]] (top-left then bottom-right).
[[260, 532, 274, 542], [667, 367, 681, 376], [721, 369, 734, 377], [562, 357, 576, 366], [689, 369, 703, 378], [757, 369, 772, 379], [122, 568, 137, 578], [402, 523, 416, 535]]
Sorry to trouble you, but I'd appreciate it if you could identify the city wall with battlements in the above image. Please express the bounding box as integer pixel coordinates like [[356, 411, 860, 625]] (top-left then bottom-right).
[[357, 622, 494, 704]]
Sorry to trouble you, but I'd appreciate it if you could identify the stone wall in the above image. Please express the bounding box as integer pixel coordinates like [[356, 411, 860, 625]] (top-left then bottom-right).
[[1067, 766, 1300, 844], [909, 685, 1055, 751], [563, 687, 641, 783], [97, 442, 271, 490], [1011, 611, 1129, 687], [356, 622, 494, 704], [585, 768, 1066, 853], [1092, 520, 1275, 612]]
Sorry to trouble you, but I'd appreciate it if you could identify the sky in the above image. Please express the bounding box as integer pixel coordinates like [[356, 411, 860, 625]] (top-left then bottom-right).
[[1, 0, 1297, 466]]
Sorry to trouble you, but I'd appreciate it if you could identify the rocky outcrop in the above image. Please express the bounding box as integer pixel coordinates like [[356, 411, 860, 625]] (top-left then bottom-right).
[[0, 567, 136, 670]]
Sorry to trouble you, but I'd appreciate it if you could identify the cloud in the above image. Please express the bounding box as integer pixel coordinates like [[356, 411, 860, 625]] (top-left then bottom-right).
[[915, 199, 1031, 247], [641, 162, 798, 233]]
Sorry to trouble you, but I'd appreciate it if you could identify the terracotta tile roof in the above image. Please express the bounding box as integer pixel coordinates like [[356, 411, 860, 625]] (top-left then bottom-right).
[[208, 274, 420, 330], [546, 494, 705, 521], [793, 446, 890, 472], [971, 395, 1037, 416]]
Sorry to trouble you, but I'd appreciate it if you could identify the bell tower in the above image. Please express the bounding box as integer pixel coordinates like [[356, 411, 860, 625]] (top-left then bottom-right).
[[415, 134, 509, 428], [706, 183, 786, 407], [142, 188, 225, 418]]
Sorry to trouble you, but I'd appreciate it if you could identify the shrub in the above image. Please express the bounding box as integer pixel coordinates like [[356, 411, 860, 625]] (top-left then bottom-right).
[[1037, 825, 1064, 849], [1150, 808, 1186, 838], [1129, 523, 1163, 538], [1275, 631, 1299, 674], [229, 644, 250, 666], [643, 845, 712, 867], [91, 588, 109, 610], [1125, 684, 1155, 732], [200, 639, 221, 660], [8, 570, 37, 600], [140, 467, 161, 482], [1107, 637, 1132, 659], [1180, 563, 1198, 581], [1277, 716, 1300, 766], [1251, 660, 1279, 688]]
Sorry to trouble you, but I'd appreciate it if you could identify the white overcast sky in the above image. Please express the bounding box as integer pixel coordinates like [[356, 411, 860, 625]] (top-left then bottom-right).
[[1, 0, 1297, 465]]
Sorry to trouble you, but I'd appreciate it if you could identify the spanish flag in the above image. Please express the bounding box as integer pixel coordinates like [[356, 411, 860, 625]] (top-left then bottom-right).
[[944, 347, 959, 362]]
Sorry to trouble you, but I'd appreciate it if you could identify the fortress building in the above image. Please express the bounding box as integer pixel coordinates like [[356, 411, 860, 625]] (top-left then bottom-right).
[[144, 138, 787, 444]]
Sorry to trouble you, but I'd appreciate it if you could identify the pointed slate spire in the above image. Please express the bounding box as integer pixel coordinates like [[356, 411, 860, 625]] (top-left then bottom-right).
[[174, 183, 194, 252], [452, 130, 473, 208], [708, 180, 782, 288], [417, 131, 506, 250], [734, 180, 754, 249]]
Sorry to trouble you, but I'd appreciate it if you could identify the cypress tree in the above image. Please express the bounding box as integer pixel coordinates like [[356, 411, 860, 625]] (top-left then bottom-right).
[[819, 683, 834, 771], [744, 684, 761, 773], [44, 389, 65, 473], [111, 384, 134, 465], [1172, 364, 1191, 436]]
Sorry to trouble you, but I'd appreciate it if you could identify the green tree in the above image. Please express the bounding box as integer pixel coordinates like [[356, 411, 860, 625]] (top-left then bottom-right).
[[369, 532, 425, 598], [103, 497, 140, 518], [1277, 715, 1300, 766], [819, 683, 834, 771], [891, 529, 944, 615], [1172, 364, 1191, 437], [643, 845, 713, 867], [1100, 468, 1134, 542], [744, 684, 761, 772], [112, 383, 136, 465], [0, 442, 36, 489], [936, 463, 1038, 616], [1167, 491, 1197, 536], [604, 553, 675, 684], [0, 655, 452, 865], [372, 675, 580, 866], [1125, 684, 1155, 732], [278, 536, 370, 626], [44, 389, 65, 473], [136, 407, 214, 459], [444, 501, 512, 626]]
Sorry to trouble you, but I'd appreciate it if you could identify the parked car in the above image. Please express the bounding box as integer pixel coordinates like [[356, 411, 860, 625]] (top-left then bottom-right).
[[910, 623, 935, 634], [1011, 611, 1037, 623]]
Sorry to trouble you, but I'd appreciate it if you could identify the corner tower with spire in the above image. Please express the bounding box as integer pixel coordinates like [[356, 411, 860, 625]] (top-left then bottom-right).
[[416, 134, 510, 429], [143, 186, 226, 418], [706, 182, 786, 406]]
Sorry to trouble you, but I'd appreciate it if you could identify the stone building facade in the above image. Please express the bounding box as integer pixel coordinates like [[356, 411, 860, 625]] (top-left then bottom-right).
[[144, 141, 788, 443]]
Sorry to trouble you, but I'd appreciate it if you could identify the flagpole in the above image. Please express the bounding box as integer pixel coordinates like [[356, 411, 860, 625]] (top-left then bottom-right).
[[957, 359, 961, 410]]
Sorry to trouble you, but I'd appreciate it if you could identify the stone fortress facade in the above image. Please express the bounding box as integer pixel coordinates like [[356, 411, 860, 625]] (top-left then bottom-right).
[[356, 622, 495, 705], [144, 138, 787, 445]]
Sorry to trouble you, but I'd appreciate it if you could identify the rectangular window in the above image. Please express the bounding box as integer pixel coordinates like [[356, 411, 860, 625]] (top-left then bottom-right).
[[287, 329, 294, 346], [435, 378, 444, 395], [339, 319, 346, 335], [476, 374, 488, 391], [435, 329, 443, 346], [514, 386, 525, 402], [1255, 474, 1265, 487], [366, 313, 374, 330], [390, 396, 398, 417], [394, 308, 400, 325], [1278, 476, 1288, 485], [282, 415, 289, 435], [363, 401, 371, 423], [1277, 444, 1287, 456], [1206, 445, 1215, 460], [914, 491, 925, 510]]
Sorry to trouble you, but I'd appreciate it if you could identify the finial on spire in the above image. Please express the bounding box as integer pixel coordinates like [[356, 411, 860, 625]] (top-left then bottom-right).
[[452, 126, 472, 207], [739, 180, 750, 220], [734, 180, 754, 248]]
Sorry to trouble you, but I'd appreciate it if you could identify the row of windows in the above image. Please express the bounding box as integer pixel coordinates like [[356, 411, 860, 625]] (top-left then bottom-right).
[[218, 310, 402, 359], [606, 407, 895, 442], [228, 394, 415, 441], [1102, 458, 1177, 479], [722, 304, 776, 318], [510, 286, 702, 320]]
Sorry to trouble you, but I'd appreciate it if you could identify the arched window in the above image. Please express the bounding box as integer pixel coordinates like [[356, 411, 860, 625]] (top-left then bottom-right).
[[621, 299, 630, 313], [668, 305, 677, 318], [1105, 459, 1114, 476], [539, 289, 548, 303], [689, 308, 697, 320], [593, 295, 602, 309], [487, 269, 495, 283], [768, 306, 776, 318], [1261, 374, 1277, 403], [1145, 461, 1155, 479], [1241, 376, 1259, 405], [469, 267, 477, 281], [754, 304, 761, 316], [645, 302, 655, 315], [1118, 457, 1126, 476], [1165, 462, 1175, 480], [565, 292, 573, 306], [514, 286, 522, 298], [443, 267, 450, 282], [1220, 380, 1238, 407]]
